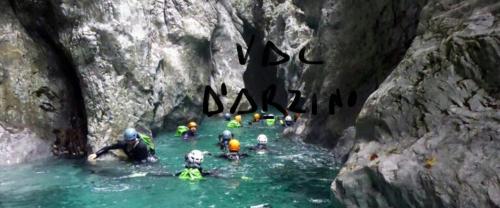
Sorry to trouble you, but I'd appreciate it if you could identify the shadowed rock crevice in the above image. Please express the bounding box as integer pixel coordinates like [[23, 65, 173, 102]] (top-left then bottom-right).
[[8, 0, 89, 156], [241, 1, 288, 108], [295, 0, 426, 149]]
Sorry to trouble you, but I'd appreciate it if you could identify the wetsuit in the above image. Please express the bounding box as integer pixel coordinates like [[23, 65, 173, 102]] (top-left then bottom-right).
[[95, 140, 149, 163], [182, 130, 196, 140], [218, 135, 231, 150]]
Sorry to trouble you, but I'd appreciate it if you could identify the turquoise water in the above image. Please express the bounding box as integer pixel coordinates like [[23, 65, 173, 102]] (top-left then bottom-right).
[[0, 116, 342, 208]]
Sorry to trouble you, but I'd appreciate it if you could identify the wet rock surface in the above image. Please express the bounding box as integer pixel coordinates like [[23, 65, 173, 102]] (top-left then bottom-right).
[[5, 0, 254, 151], [0, 0, 86, 164], [0, 122, 52, 165], [0, 0, 315, 156], [331, 1, 500, 207]]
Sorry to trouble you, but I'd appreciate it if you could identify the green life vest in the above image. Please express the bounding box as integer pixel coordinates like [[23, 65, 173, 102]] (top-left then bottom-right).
[[138, 133, 155, 153], [178, 168, 203, 181], [175, 125, 189, 136], [265, 118, 275, 126], [227, 120, 241, 128]]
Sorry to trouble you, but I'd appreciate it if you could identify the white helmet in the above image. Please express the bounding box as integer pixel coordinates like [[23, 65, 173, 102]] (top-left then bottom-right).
[[186, 150, 204, 164], [285, 115, 293, 122], [257, 134, 268, 144]]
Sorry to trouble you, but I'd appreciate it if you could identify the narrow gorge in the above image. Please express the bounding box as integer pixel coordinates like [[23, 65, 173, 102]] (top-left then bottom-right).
[[0, 0, 499, 207]]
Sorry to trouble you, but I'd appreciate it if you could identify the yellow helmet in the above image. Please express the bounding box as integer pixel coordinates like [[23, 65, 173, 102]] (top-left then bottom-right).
[[253, 113, 261, 121], [235, 115, 242, 123], [228, 139, 240, 152], [187, 121, 198, 129]]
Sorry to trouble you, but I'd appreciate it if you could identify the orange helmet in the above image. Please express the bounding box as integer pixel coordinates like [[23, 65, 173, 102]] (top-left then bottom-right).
[[187, 121, 197, 129], [228, 139, 240, 152], [235, 115, 242, 123], [253, 113, 261, 121]]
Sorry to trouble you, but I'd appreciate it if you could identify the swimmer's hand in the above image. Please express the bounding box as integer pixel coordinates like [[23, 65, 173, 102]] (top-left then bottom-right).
[[202, 151, 212, 156], [87, 153, 97, 161]]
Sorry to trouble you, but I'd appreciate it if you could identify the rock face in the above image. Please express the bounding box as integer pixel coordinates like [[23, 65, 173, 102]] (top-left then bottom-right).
[[0, 0, 86, 164], [330, 1, 500, 207], [1, 0, 316, 156], [289, 0, 426, 148], [6, 0, 255, 152]]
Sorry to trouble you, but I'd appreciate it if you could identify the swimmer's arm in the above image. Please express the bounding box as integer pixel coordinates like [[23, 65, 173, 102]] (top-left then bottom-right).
[[147, 171, 176, 177], [95, 142, 125, 158], [202, 168, 222, 177], [246, 146, 256, 151]]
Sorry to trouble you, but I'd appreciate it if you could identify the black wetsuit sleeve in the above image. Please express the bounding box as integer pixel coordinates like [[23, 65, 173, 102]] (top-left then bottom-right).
[[198, 167, 212, 176], [95, 142, 125, 158], [240, 153, 249, 158]]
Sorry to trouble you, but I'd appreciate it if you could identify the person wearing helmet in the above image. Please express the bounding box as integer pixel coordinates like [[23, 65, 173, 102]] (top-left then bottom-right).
[[248, 113, 263, 126], [218, 139, 248, 161], [223, 113, 231, 121], [253, 113, 261, 122], [218, 130, 234, 151], [284, 115, 294, 126], [187, 121, 197, 129], [235, 115, 242, 123], [227, 115, 242, 128], [262, 113, 276, 126], [87, 128, 153, 163], [248, 134, 268, 152], [176, 150, 213, 180], [182, 121, 198, 139]]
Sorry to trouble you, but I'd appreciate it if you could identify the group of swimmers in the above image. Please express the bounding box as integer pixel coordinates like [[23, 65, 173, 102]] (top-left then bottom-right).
[[223, 112, 296, 128], [87, 112, 296, 180]]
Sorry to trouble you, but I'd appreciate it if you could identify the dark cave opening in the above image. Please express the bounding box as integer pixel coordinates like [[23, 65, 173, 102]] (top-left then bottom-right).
[[9, 0, 89, 157]]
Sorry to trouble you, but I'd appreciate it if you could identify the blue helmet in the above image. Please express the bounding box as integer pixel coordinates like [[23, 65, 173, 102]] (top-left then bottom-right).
[[123, 128, 138, 141], [223, 113, 231, 121], [222, 130, 232, 140]]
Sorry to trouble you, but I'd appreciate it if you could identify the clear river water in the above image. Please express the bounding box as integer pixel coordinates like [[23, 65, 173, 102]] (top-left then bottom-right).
[[0, 116, 343, 208]]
